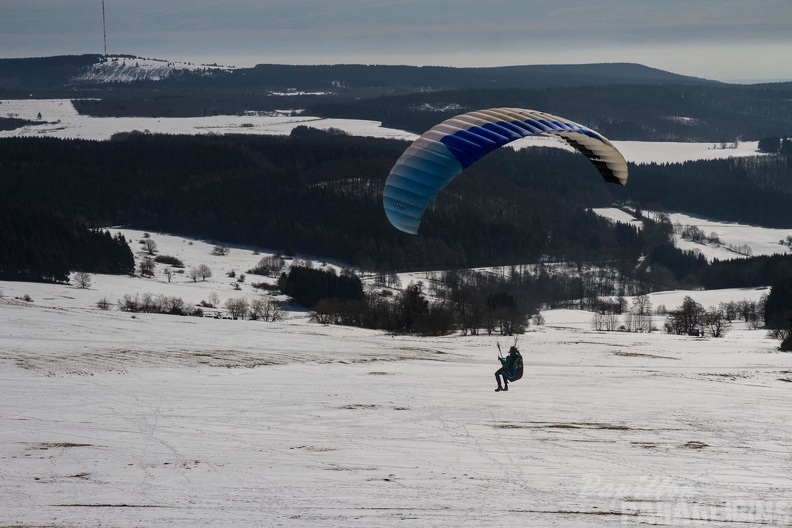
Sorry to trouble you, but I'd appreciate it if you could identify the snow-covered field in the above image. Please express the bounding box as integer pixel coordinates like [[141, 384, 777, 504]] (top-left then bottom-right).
[[0, 99, 416, 142], [595, 208, 792, 262], [0, 99, 767, 164], [1, 229, 790, 527]]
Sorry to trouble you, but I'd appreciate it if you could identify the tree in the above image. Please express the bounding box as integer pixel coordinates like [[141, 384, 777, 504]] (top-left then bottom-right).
[[250, 297, 284, 322], [212, 245, 230, 256], [196, 264, 212, 281], [188, 266, 200, 282], [738, 300, 760, 329], [758, 136, 781, 153], [248, 255, 285, 276], [139, 257, 155, 278], [486, 291, 525, 336], [74, 271, 92, 289], [665, 296, 704, 335], [704, 306, 730, 337], [164, 268, 174, 282], [632, 294, 653, 332], [208, 292, 220, 308], [765, 276, 792, 330], [396, 283, 429, 333], [143, 239, 158, 255], [225, 297, 249, 319], [96, 297, 112, 310]]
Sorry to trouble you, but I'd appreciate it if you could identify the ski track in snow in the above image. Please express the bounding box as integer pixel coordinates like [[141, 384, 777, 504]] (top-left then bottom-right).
[[2, 229, 792, 527]]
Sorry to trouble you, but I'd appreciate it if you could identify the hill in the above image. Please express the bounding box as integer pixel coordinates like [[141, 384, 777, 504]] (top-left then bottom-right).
[[0, 55, 711, 95], [4, 55, 790, 144]]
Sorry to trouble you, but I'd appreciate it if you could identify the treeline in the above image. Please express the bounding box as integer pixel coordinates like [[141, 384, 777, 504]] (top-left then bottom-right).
[[282, 265, 530, 336], [700, 254, 792, 290], [625, 155, 792, 227], [310, 84, 792, 142], [0, 208, 134, 282]]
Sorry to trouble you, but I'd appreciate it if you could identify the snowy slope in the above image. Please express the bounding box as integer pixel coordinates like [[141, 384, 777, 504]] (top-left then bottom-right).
[[1, 230, 790, 527], [595, 208, 792, 262], [72, 55, 235, 83], [0, 98, 415, 141]]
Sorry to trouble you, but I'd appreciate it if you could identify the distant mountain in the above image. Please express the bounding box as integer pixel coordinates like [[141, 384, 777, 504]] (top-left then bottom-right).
[[0, 54, 713, 96], [196, 62, 715, 91]]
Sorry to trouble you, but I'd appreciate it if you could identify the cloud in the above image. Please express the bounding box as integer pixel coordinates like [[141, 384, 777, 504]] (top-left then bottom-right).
[[1, 0, 790, 81]]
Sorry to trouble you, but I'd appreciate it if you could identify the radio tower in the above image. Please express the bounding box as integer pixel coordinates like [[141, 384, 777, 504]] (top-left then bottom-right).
[[102, 1, 108, 57]]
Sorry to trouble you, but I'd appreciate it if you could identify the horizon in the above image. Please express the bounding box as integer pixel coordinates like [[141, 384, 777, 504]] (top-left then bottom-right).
[[1, 1, 791, 84], [3, 52, 791, 86]]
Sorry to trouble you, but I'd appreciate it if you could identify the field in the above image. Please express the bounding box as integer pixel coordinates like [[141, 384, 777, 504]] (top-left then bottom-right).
[[1, 230, 790, 527], [0, 98, 767, 165]]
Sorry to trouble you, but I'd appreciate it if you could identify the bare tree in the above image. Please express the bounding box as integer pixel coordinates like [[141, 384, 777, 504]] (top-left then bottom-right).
[[139, 257, 155, 278], [624, 312, 636, 332], [196, 264, 212, 282], [225, 297, 249, 319], [208, 292, 220, 308], [188, 266, 200, 282], [704, 306, 730, 337], [143, 239, 158, 255], [212, 245, 230, 256], [603, 312, 619, 331], [633, 294, 653, 332], [74, 271, 92, 289], [96, 297, 112, 310], [164, 268, 174, 283]]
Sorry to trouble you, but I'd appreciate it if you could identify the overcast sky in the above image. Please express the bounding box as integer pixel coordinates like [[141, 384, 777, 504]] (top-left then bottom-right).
[[1, 0, 790, 82]]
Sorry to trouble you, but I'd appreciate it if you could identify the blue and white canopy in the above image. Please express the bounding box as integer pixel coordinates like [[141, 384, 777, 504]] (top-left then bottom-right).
[[383, 107, 628, 234]]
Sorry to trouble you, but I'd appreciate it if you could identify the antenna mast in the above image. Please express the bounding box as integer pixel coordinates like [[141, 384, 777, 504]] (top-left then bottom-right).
[[102, 1, 107, 57]]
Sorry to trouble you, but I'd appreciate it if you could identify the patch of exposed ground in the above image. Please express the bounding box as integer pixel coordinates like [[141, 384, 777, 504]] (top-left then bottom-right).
[[3, 345, 447, 375], [28, 443, 94, 450], [494, 422, 637, 431], [682, 441, 708, 449], [53, 504, 165, 508], [613, 351, 679, 360]]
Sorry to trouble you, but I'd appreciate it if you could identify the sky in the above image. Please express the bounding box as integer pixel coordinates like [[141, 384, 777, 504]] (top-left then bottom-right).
[[1, 0, 791, 83]]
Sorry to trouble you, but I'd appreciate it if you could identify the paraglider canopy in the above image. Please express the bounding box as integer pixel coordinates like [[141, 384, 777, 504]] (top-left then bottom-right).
[[383, 107, 628, 235]]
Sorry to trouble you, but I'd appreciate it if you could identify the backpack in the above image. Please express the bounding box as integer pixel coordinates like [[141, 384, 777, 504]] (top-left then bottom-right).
[[504, 353, 523, 382]]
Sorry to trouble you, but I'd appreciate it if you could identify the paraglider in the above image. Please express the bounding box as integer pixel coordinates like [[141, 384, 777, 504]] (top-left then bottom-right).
[[383, 107, 628, 235], [495, 341, 523, 392]]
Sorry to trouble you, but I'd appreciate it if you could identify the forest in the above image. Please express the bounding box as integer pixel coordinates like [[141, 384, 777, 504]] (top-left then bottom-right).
[[1, 129, 791, 290], [309, 85, 792, 142]]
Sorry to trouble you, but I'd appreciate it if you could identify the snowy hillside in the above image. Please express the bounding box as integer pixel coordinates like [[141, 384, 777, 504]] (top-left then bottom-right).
[[0, 98, 415, 141], [72, 55, 235, 83], [0, 98, 768, 165], [1, 228, 789, 527], [595, 208, 792, 262]]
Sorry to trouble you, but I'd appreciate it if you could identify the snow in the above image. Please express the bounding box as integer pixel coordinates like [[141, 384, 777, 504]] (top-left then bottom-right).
[[73, 55, 235, 83], [510, 136, 766, 164], [0, 99, 417, 142], [2, 229, 791, 527], [595, 208, 792, 262], [0, 99, 771, 164], [613, 140, 766, 165]]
